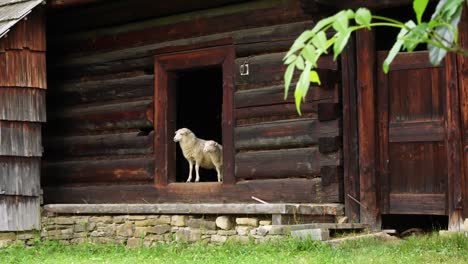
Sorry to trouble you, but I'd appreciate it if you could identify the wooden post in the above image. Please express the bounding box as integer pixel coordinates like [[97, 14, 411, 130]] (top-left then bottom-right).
[[341, 34, 360, 223], [356, 29, 380, 229]]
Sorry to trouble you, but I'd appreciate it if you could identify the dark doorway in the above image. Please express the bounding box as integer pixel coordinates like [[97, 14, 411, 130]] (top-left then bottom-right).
[[174, 66, 223, 182]]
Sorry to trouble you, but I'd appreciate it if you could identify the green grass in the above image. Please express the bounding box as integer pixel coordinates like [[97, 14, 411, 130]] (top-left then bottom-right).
[[0, 233, 466, 264]]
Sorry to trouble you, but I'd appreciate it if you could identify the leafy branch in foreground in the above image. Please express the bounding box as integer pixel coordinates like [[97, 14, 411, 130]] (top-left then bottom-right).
[[284, 0, 467, 115]]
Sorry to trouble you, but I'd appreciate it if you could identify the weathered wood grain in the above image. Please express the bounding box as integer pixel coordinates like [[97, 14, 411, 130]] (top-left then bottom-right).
[[42, 156, 154, 185], [0, 50, 46, 89], [235, 119, 339, 151], [0, 157, 40, 196], [389, 193, 446, 215], [43, 203, 344, 215], [44, 131, 154, 158], [0, 196, 40, 231], [235, 147, 340, 179], [49, 73, 153, 105], [43, 178, 342, 204], [0, 87, 46, 122], [46, 99, 153, 134], [0, 121, 42, 157], [235, 102, 320, 125]]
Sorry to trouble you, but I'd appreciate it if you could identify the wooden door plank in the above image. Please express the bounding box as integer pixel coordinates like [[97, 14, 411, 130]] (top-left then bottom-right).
[[389, 193, 446, 215]]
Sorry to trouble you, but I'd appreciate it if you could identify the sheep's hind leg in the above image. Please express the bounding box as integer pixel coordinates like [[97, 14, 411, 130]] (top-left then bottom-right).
[[195, 163, 200, 182], [216, 167, 222, 182], [186, 161, 193, 182]]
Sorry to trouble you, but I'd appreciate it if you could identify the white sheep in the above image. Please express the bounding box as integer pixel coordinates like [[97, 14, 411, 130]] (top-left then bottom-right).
[[203, 140, 223, 182], [173, 128, 223, 182]]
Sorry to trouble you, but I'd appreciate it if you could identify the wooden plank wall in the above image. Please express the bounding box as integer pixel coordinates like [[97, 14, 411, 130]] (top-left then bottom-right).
[[43, 0, 343, 204], [0, 8, 45, 231]]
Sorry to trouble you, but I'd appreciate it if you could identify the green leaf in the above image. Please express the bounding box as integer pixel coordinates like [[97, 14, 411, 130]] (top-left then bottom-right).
[[333, 30, 352, 60], [284, 63, 295, 100], [346, 9, 355, 19], [294, 62, 313, 115], [310, 70, 321, 85], [311, 32, 327, 52], [428, 0, 463, 65], [294, 88, 302, 116], [413, 0, 429, 24], [332, 10, 349, 33], [295, 56, 305, 70], [301, 45, 318, 66], [311, 16, 335, 34], [355, 8, 372, 28], [402, 23, 428, 52], [284, 42, 304, 60], [284, 54, 297, 65], [383, 21, 413, 73]]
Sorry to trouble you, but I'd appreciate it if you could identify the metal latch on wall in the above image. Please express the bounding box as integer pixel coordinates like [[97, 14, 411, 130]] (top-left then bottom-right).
[[239, 56, 252, 76]]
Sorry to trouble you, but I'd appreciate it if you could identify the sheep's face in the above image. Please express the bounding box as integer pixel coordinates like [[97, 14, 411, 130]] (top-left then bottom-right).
[[174, 128, 192, 142], [204, 141, 220, 152]]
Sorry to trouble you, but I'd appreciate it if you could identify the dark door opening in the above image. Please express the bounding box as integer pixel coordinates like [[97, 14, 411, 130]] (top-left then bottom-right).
[[174, 66, 223, 182]]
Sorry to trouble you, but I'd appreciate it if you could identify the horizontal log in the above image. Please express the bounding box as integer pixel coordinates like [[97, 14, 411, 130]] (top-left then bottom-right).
[[235, 119, 339, 150], [43, 178, 342, 203], [235, 52, 337, 90], [43, 203, 344, 215], [0, 87, 46, 122], [49, 74, 154, 105], [318, 103, 341, 121], [0, 121, 42, 157], [49, 21, 314, 77], [389, 120, 445, 142], [44, 131, 154, 158], [42, 157, 154, 185], [235, 102, 319, 125], [0, 196, 40, 231], [46, 99, 153, 134], [0, 157, 41, 196], [320, 166, 343, 187], [388, 193, 446, 215], [318, 136, 341, 154], [49, 0, 310, 54], [235, 147, 340, 179], [235, 83, 337, 109], [0, 50, 46, 89]]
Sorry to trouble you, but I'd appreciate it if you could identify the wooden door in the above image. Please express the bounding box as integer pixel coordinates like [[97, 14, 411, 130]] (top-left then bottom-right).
[[377, 51, 460, 216]]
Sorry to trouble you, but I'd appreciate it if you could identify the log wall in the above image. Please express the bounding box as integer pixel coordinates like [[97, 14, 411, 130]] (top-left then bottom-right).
[[0, 8, 45, 231], [43, 0, 343, 204]]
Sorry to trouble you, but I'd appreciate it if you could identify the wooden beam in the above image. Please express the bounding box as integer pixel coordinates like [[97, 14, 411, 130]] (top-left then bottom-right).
[[356, 29, 380, 229], [43, 203, 344, 215], [48, 0, 104, 9]]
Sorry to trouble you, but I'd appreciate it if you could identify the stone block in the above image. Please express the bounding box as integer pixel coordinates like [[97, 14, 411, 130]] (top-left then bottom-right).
[[175, 228, 202, 242], [171, 215, 188, 227], [269, 226, 290, 235], [291, 228, 329, 241], [17, 233, 34, 240], [74, 223, 87, 232], [74, 216, 89, 224], [71, 238, 87, 244], [236, 218, 259, 227], [113, 216, 128, 224], [126, 238, 143, 248], [90, 231, 106, 237], [256, 226, 272, 236], [201, 230, 217, 235], [90, 216, 113, 224], [73, 232, 88, 238], [216, 216, 233, 230], [187, 219, 216, 230], [116, 223, 134, 237], [211, 235, 227, 243], [0, 233, 16, 240], [147, 225, 171, 235], [157, 216, 172, 225], [54, 217, 75, 225], [128, 215, 147, 220], [259, 220, 272, 226], [0, 240, 12, 248], [217, 230, 237, 236], [87, 222, 96, 231], [236, 226, 252, 236], [135, 227, 148, 237]]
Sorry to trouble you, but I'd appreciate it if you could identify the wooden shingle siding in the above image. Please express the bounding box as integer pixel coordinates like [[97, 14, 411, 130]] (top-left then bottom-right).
[[0, 121, 42, 156], [0, 157, 40, 196], [0, 87, 46, 122], [0, 50, 46, 88], [0, 196, 40, 231]]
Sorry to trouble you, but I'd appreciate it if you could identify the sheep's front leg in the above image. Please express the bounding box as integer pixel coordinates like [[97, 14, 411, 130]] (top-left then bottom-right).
[[186, 160, 193, 182], [195, 163, 200, 182], [216, 167, 222, 182]]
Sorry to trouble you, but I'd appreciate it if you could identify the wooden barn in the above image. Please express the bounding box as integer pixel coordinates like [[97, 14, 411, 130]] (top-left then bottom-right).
[[0, 0, 467, 235]]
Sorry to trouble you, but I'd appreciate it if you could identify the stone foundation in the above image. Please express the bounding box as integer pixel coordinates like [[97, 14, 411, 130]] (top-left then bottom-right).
[[37, 214, 288, 248]]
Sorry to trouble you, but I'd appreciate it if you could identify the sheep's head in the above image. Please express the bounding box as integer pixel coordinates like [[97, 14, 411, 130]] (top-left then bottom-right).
[[174, 128, 193, 142], [204, 140, 221, 152]]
